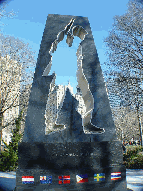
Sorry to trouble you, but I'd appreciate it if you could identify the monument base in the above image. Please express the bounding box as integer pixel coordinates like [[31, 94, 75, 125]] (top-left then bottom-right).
[[16, 167, 127, 191], [16, 141, 127, 190]]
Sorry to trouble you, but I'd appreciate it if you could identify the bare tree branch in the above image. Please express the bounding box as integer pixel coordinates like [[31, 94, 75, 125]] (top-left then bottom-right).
[[104, 0, 143, 145]]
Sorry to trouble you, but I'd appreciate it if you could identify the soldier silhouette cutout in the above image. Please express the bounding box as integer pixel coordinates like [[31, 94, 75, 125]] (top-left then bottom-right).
[[43, 18, 105, 134]]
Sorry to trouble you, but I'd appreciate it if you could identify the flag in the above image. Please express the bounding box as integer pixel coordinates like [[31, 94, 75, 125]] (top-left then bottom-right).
[[22, 176, 34, 184], [94, 173, 105, 182], [40, 176, 52, 184], [111, 172, 121, 180], [76, 174, 88, 183], [58, 175, 70, 184]]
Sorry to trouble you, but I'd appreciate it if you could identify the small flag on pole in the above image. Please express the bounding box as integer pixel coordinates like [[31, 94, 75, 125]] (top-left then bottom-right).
[[40, 176, 52, 184], [94, 173, 105, 182], [111, 172, 121, 180], [58, 175, 70, 184], [22, 176, 34, 184], [76, 174, 88, 183]]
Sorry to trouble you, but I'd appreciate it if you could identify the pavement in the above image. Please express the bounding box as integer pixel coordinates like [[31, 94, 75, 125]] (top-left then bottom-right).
[[0, 169, 143, 191], [126, 169, 143, 191], [0, 171, 16, 191]]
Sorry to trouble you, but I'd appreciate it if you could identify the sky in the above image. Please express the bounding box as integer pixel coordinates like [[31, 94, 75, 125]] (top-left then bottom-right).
[[0, 0, 130, 94]]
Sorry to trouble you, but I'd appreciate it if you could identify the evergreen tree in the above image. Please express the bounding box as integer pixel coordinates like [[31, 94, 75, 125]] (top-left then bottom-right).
[[0, 109, 23, 171]]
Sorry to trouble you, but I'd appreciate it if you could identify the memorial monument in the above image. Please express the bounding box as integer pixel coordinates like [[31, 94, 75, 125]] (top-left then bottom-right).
[[16, 14, 127, 190]]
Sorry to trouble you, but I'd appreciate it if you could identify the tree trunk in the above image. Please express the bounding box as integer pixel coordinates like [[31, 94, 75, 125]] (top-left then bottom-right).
[[0, 111, 2, 153], [136, 103, 143, 146]]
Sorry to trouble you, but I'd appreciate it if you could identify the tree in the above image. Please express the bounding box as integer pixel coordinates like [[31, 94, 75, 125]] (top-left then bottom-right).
[[19, 83, 32, 136], [0, 4, 36, 149], [112, 105, 142, 142], [0, 109, 23, 172], [0, 35, 36, 149], [104, 0, 143, 145], [0, 54, 21, 147], [0, 2, 14, 18], [0, 1, 16, 30]]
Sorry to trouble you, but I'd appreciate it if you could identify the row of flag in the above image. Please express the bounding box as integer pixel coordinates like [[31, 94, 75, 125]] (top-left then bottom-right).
[[22, 172, 121, 184]]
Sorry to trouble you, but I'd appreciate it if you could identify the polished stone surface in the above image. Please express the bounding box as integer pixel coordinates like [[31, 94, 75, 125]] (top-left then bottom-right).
[[22, 14, 116, 143], [0, 169, 143, 191], [16, 14, 126, 190]]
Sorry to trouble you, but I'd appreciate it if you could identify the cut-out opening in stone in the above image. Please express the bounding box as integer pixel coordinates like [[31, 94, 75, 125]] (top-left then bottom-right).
[[44, 19, 104, 135]]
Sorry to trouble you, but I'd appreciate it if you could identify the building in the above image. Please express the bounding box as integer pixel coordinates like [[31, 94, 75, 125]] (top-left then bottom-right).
[[45, 81, 86, 134], [0, 55, 21, 150], [45, 80, 74, 134], [74, 85, 86, 118]]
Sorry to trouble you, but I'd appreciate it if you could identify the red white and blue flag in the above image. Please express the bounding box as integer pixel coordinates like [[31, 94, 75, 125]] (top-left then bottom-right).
[[111, 172, 121, 180], [58, 175, 70, 184], [40, 176, 52, 184], [22, 176, 34, 184], [76, 174, 88, 183]]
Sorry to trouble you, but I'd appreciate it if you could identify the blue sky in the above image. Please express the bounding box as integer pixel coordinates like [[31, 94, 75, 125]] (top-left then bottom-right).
[[1, 0, 129, 94]]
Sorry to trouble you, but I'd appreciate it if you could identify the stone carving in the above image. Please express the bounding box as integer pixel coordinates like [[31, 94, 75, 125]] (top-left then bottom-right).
[[43, 18, 105, 134], [16, 14, 127, 191]]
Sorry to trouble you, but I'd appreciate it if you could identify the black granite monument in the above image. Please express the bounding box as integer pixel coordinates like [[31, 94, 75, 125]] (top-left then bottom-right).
[[16, 14, 127, 191]]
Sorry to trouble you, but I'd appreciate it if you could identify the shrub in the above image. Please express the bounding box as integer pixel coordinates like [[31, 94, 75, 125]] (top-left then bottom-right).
[[0, 110, 23, 172], [123, 145, 143, 169]]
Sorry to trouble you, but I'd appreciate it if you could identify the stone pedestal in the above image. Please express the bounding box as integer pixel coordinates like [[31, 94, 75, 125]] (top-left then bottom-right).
[[16, 141, 126, 191]]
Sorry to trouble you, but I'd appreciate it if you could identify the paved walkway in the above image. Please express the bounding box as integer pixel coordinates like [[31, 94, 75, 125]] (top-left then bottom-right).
[[0, 169, 143, 191], [126, 169, 143, 191]]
